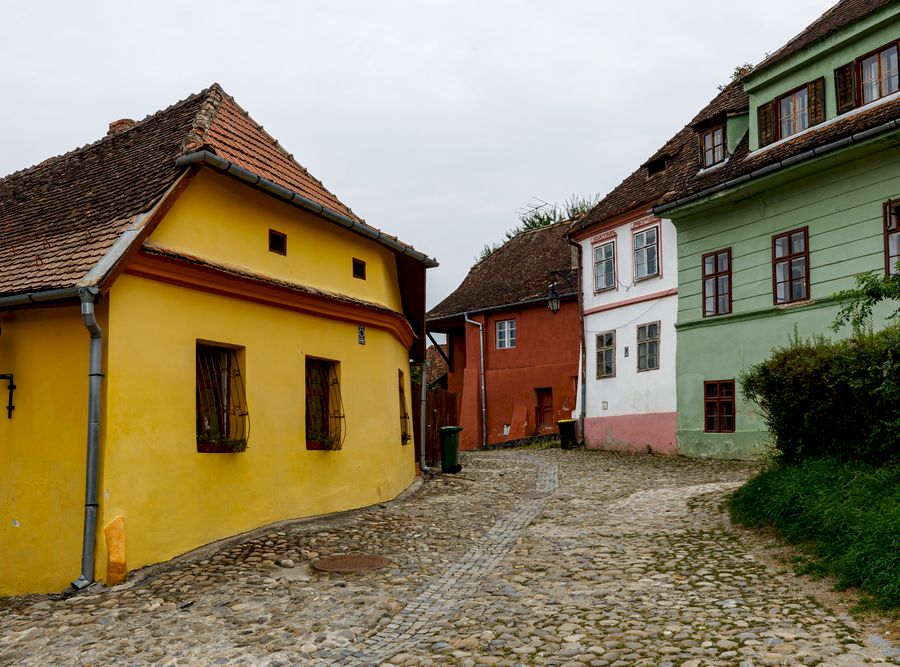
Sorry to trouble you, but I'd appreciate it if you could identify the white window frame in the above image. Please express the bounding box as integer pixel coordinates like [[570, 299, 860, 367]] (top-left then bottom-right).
[[496, 319, 516, 349], [593, 240, 616, 292], [633, 227, 660, 280]]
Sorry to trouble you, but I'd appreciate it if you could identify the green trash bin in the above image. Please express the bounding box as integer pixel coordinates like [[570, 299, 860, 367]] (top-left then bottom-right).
[[439, 426, 463, 473], [558, 419, 577, 450]]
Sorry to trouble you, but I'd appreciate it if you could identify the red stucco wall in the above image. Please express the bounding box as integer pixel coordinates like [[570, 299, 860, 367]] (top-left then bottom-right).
[[446, 300, 581, 450]]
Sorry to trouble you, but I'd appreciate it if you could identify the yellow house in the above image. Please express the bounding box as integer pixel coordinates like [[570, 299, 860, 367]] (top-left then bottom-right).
[[0, 84, 437, 595]]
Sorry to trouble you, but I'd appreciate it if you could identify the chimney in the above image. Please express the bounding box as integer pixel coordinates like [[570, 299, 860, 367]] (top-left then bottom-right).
[[107, 118, 136, 136]]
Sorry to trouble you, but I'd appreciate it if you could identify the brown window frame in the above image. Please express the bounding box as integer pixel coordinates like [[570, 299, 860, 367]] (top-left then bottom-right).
[[772, 227, 810, 305], [636, 321, 660, 372], [196, 344, 249, 452], [857, 41, 900, 106], [268, 229, 287, 255], [702, 248, 732, 317], [699, 124, 726, 168], [305, 358, 344, 451], [775, 84, 810, 141], [398, 370, 411, 445], [704, 380, 735, 433], [596, 331, 615, 379], [884, 199, 900, 276]]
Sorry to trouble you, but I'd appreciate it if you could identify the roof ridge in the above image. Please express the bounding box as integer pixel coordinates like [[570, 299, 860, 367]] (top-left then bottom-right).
[[180, 83, 225, 154], [0, 86, 212, 185], [196, 85, 360, 220]]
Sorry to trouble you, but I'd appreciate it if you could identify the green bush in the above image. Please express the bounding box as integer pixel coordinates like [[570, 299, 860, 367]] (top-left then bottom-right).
[[741, 325, 900, 464], [730, 459, 900, 610]]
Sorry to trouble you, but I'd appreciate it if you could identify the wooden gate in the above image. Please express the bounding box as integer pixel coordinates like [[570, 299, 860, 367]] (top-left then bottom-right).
[[411, 383, 458, 467]]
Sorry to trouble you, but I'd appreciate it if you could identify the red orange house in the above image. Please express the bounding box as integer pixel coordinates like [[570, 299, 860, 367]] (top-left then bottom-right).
[[426, 222, 581, 450]]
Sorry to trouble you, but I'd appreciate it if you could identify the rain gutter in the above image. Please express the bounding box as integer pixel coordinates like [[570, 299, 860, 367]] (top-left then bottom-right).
[[428, 292, 578, 324], [567, 239, 587, 438], [654, 117, 900, 215], [175, 151, 438, 268]]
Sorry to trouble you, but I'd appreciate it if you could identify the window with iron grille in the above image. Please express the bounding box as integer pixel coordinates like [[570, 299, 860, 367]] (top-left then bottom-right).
[[884, 200, 900, 275], [702, 248, 732, 316], [772, 228, 809, 304], [593, 240, 615, 292], [496, 319, 516, 349], [306, 358, 345, 450], [596, 331, 615, 379], [704, 380, 735, 433], [636, 321, 660, 371], [399, 370, 411, 445], [633, 227, 659, 280], [196, 344, 249, 453]]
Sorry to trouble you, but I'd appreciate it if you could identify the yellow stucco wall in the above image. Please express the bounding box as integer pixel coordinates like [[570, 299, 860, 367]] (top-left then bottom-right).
[[1, 168, 417, 595], [101, 275, 415, 578], [0, 305, 107, 595], [150, 169, 404, 312]]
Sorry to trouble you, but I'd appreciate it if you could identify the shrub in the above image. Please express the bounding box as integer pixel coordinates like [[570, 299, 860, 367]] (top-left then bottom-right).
[[740, 325, 900, 464], [730, 459, 900, 610]]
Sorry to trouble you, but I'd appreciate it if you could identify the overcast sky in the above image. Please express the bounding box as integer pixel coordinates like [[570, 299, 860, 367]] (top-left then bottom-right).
[[1, 0, 834, 307]]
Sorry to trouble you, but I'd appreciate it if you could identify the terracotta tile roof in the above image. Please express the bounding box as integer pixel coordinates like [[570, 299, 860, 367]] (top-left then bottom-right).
[[425, 344, 449, 385], [689, 79, 750, 128], [427, 221, 576, 320], [0, 83, 427, 299], [570, 81, 748, 236], [656, 94, 900, 209], [753, 0, 895, 74]]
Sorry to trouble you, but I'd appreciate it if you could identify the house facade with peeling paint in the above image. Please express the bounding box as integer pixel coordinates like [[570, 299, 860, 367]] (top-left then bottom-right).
[[0, 84, 435, 595], [426, 222, 580, 451]]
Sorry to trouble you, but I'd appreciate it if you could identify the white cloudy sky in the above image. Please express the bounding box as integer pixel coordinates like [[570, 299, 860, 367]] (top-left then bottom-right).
[[1, 0, 834, 307]]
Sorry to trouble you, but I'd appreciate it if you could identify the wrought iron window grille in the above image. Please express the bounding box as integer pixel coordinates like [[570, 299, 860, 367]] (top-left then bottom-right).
[[306, 359, 346, 450], [0, 374, 15, 418], [196, 345, 250, 453]]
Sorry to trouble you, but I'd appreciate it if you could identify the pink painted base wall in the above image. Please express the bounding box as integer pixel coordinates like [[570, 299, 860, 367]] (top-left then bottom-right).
[[583, 412, 677, 455]]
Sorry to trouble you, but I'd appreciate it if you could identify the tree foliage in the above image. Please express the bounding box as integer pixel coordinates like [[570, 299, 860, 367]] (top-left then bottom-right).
[[831, 270, 900, 332], [474, 194, 600, 263]]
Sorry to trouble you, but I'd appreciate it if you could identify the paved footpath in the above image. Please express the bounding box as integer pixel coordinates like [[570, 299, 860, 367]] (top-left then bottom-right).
[[1, 449, 897, 667]]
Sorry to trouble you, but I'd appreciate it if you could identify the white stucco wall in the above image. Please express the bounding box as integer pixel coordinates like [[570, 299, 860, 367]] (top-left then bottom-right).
[[575, 213, 679, 420]]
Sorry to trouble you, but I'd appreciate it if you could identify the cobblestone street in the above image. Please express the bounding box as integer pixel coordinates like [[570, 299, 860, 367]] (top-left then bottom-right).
[[1, 449, 897, 667]]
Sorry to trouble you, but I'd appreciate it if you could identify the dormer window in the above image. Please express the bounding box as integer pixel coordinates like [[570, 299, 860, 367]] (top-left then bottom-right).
[[860, 43, 899, 104], [646, 156, 668, 177], [757, 78, 824, 147], [778, 87, 809, 139], [700, 125, 726, 168]]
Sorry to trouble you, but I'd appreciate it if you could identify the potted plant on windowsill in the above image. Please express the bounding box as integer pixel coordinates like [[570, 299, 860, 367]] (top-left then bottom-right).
[[197, 434, 248, 453]]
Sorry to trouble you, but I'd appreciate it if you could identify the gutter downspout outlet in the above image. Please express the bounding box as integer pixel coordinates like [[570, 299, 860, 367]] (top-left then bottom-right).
[[463, 314, 487, 449], [418, 360, 436, 473], [72, 287, 104, 591]]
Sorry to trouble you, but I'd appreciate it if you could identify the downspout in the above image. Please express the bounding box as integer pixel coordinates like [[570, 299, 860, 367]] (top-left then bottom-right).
[[568, 239, 588, 442], [72, 287, 104, 590], [418, 359, 435, 473], [463, 314, 487, 448]]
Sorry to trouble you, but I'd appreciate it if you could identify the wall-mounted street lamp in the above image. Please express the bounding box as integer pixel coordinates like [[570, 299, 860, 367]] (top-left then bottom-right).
[[547, 283, 561, 314]]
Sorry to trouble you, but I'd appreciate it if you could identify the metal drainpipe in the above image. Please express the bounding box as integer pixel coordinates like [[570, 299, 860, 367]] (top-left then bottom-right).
[[568, 239, 588, 441], [418, 360, 435, 473], [463, 314, 487, 448], [72, 287, 104, 591]]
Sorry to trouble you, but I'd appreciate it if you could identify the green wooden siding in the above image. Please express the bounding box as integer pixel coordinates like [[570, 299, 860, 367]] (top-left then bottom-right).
[[673, 144, 900, 459]]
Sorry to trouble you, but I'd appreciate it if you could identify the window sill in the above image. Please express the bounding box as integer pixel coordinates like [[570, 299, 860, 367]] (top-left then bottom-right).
[[634, 273, 660, 283], [197, 439, 248, 454], [774, 298, 813, 309], [593, 286, 616, 295], [637, 367, 660, 373]]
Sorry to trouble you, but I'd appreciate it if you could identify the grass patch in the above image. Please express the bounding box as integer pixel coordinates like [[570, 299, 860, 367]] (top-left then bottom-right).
[[730, 458, 900, 611]]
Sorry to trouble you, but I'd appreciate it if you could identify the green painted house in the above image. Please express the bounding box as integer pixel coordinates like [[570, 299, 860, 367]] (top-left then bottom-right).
[[654, 0, 900, 459]]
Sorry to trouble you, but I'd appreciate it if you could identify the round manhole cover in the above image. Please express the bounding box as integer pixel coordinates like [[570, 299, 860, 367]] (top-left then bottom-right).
[[521, 490, 550, 500], [311, 555, 393, 573]]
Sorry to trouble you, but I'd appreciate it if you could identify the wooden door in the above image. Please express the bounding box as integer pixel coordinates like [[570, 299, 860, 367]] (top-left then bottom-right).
[[536, 388, 553, 430]]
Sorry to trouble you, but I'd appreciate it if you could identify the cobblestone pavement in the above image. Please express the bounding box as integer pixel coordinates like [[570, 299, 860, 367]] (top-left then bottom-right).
[[1, 449, 897, 667]]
